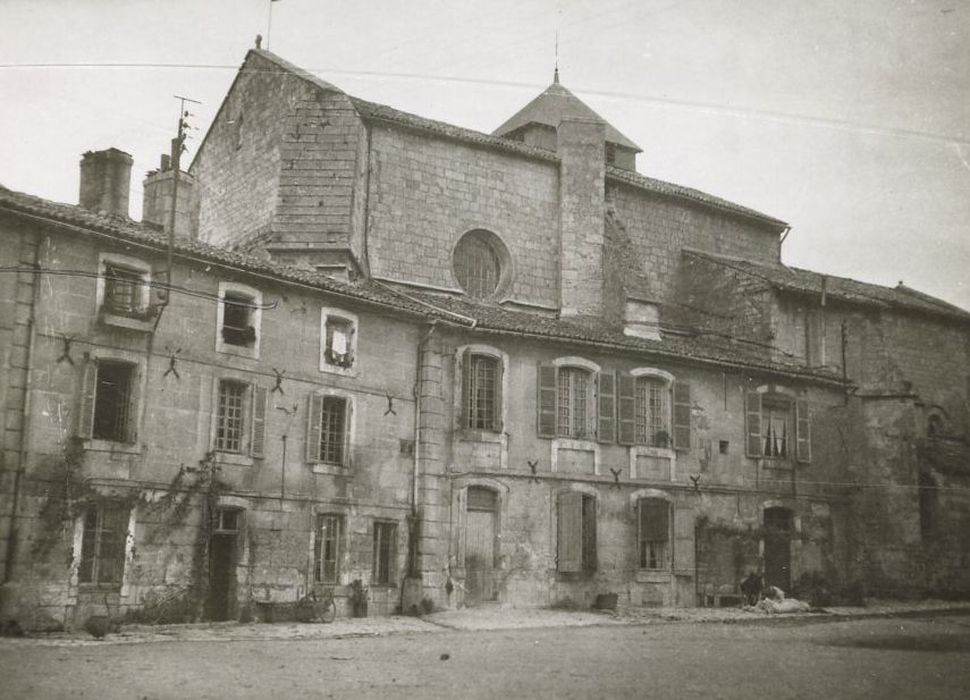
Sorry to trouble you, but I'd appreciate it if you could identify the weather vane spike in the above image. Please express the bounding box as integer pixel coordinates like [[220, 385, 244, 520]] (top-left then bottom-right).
[[554, 28, 559, 83]]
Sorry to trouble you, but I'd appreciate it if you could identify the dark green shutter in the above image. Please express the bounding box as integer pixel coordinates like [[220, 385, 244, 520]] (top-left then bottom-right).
[[745, 391, 763, 457], [672, 381, 692, 451], [617, 373, 636, 445], [597, 372, 616, 443], [537, 363, 557, 438], [795, 399, 811, 463]]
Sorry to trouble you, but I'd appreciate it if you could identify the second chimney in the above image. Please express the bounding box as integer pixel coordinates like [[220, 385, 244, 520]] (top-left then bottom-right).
[[142, 152, 197, 239], [79, 148, 133, 217]]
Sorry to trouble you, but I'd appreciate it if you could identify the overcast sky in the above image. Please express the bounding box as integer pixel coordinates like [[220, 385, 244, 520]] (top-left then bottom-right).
[[2, 0, 968, 309]]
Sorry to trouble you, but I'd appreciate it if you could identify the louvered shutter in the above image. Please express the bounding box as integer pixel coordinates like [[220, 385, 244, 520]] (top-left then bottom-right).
[[557, 491, 583, 572], [460, 348, 473, 429], [306, 394, 323, 462], [672, 381, 692, 451], [795, 399, 811, 463], [745, 392, 763, 457], [617, 373, 636, 445], [537, 363, 557, 438], [597, 372, 616, 443], [493, 357, 504, 432], [250, 385, 268, 458], [76, 360, 97, 439], [672, 506, 695, 575]]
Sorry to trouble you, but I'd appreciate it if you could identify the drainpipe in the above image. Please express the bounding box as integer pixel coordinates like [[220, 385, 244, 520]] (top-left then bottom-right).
[[4, 234, 44, 583], [410, 321, 437, 576]]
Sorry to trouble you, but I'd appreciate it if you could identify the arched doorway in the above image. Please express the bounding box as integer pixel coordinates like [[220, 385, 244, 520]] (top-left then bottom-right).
[[763, 507, 793, 593], [465, 487, 499, 604]]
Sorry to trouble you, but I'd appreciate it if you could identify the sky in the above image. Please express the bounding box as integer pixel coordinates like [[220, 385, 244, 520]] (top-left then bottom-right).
[[1, 0, 968, 309]]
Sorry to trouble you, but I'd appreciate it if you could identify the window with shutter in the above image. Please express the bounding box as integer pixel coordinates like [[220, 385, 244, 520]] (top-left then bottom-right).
[[557, 367, 591, 439], [250, 386, 267, 458], [672, 506, 695, 575], [597, 372, 616, 443], [744, 391, 763, 457], [634, 376, 671, 447], [537, 364, 558, 438], [557, 492, 596, 573], [306, 394, 323, 462], [617, 373, 637, 445], [78, 503, 129, 586], [672, 381, 691, 451], [315, 514, 343, 584], [80, 359, 136, 443], [306, 393, 351, 467], [638, 498, 669, 570]]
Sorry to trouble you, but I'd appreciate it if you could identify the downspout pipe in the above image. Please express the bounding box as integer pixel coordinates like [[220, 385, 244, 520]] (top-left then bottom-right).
[[4, 233, 44, 583], [410, 320, 437, 576]]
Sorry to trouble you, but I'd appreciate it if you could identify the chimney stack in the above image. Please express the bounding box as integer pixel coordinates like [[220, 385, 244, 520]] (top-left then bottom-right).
[[79, 148, 133, 217], [142, 152, 197, 238]]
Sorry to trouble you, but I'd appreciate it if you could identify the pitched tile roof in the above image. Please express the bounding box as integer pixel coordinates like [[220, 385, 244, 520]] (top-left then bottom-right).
[[404, 291, 845, 385], [492, 78, 641, 151], [684, 249, 970, 323], [0, 185, 430, 318]]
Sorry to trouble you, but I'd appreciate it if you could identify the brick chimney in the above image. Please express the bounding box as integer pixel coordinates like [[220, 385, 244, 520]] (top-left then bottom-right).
[[558, 116, 606, 318], [142, 152, 197, 238], [79, 148, 133, 217]]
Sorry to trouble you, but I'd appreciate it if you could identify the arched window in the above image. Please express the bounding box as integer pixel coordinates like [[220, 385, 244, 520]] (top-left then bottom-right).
[[453, 230, 510, 299]]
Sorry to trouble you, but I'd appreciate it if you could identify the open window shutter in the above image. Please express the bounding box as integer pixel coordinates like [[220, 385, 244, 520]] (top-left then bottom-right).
[[557, 491, 583, 573], [745, 391, 763, 457], [493, 357, 504, 432], [617, 373, 636, 445], [672, 506, 695, 575], [597, 372, 615, 443], [250, 385, 268, 458], [460, 349, 473, 428], [537, 363, 558, 438], [306, 394, 323, 462], [795, 399, 811, 463], [76, 360, 97, 439], [672, 381, 692, 451]]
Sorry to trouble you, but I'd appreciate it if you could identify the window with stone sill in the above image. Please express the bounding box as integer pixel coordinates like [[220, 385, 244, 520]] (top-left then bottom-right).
[[315, 513, 344, 585], [76, 358, 137, 444], [222, 292, 257, 347], [78, 503, 129, 586], [306, 393, 352, 467], [320, 308, 358, 373], [462, 352, 503, 432], [96, 254, 154, 326], [638, 498, 670, 571], [372, 521, 397, 586], [214, 379, 267, 458]]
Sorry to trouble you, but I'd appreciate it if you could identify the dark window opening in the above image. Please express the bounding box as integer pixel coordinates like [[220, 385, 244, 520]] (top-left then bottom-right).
[[315, 514, 343, 584], [638, 498, 669, 570], [324, 317, 355, 368], [454, 232, 502, 299], [557, 492, 597, 573], [215, 508, 240, 533], [93, 361, 134, 442], [103, 264, 146, 316], [465, 354, 499, 430], [222, 292, 256, 347], [719, 440, 730, 454], [79, 504, 128, 586], [373, 521, 397, 586], [216, 381, 247, 452]]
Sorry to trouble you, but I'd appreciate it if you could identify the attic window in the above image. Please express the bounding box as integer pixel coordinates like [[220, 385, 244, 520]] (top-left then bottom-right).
[[453, 229, 511, 299]]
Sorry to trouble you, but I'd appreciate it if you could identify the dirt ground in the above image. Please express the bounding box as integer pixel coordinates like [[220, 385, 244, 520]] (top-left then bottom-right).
[[2, 613, 969, 699]]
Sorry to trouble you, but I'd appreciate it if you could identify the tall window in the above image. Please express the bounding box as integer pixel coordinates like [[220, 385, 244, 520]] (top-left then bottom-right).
[[373, 521, 397, 586], [314, 514, 343, 584], [78, 360, 136, 443], [307, 394, 350, 467], [453, 230, 508, 299], [464, 354, 500, 431], [222, 291, 256, 347], [216, 381, 247, 452], [763, 402, 789, 458], [79, 504, 128, 585], [638, 498, 669, 570], [745, 392, 810, 463], [557, 492, 596, 573], [557, 367, 590, 439], [635, 377, 669, 446]]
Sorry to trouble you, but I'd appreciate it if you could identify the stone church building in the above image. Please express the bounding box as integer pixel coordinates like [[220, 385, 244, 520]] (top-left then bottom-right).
[[1, 47, 967, 629]]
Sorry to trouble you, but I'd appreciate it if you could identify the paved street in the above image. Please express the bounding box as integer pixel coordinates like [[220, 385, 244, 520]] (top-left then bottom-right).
[[2, 613, 969, 699]]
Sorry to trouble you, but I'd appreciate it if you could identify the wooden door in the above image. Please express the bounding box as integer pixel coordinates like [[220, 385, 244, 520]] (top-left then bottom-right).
[[208, 533, 236, 621], [465, 487, 498, 604], [763, 507, 792, 593]]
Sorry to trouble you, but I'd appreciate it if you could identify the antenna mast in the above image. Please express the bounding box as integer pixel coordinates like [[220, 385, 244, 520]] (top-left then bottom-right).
[[164, 94, 201, 300]]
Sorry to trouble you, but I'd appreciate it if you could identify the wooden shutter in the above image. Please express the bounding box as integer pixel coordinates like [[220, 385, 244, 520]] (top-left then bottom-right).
[[493, 356, 504, 432], [537, 363, 558, 438], [250, 385, 268, 458], [672, 506, 695, 575], [76, 359, 97, 439], [597, 372, 616, 443], [795, 399, 811, 463], [672, 381, 692, 451], [617, 373, 636, 445], [745, 391, 763, 457], [557, 491, 583, 573], [460, 348, 473, 428], [306, 394, 323, 462]]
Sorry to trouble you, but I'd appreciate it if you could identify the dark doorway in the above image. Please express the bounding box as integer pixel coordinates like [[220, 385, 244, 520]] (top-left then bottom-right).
[[465, 487, 498, 604], [763, 507, 792, 592], [208, 508, 240, 621]]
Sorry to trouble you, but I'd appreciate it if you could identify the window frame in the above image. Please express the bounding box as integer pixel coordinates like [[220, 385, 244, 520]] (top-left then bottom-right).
[[96, 253, 154, 330], [314, 513, 344, 585], [637, 497, 671, 572], [306, 390, 355, 473], [319, 307, 359, 376], [77, 357, 139, 446], [451, 229, 513, 300], [77, 503, 130, 588], [556, 490, 597, 574], [457, 346, 508, 436], [212, 378, 268, 462], [215, 281, 262, 359], [372, 520, 398, 587], [745, 389, 810, 463]]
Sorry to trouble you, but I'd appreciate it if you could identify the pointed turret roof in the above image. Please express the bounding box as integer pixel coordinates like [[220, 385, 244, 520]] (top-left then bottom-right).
[[493, 73, 641, 152]]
